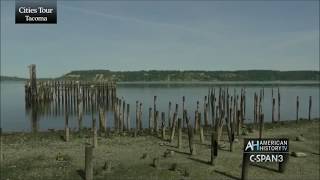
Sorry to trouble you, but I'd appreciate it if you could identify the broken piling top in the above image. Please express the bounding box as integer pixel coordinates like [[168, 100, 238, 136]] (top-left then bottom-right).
[[28, 64, 37, 79], [28, 64, 37, 95]]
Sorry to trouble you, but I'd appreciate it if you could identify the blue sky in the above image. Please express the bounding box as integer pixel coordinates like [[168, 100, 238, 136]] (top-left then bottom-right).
[[1, 0, 319, 78]]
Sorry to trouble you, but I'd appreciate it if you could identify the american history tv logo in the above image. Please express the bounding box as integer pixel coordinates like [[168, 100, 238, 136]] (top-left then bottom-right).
[[243, 138, 289, 163]]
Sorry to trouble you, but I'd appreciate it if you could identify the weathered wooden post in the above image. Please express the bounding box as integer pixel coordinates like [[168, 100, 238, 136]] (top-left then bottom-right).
[[122, 101, 126, 131], [99, 105, 105, 136], [153, 96, 157, 130], [139, 102, 143, 130], [78, 98, 84, 133], [161, 112, 166, 140], [105, 108, 108, 136], [118, 99, 122, 133], [65, 111, 69, 142], [204, 103, 209, 127], [229, 108, 235, 152], [174, 104, 179, 123], [170, 112, 177, 142], [194, 110, 198, 134], [243, 89, 246, 123], [198, 112, 201, 132], [272, 98, 275, 123], [253, 93, 257, 128], [204, 96, 208, 126], [236, 110, 240, 136], [0, 127, 3, 162], [154, 111, 159, 134], [241, 152, 249, 180], [168, 102, 172, 128], [259, 114, 264, 139], [182, 96, 186, 128], [210, 131, 218, 166], [85, 145, 93, 180], [199, 126, 204, 144], [93, 119, 98, 147], [149, 107, 153, 131], [296, 96, 299, 123], [210, 89, 216, 127], [135, 101, 139, 137], [91, 89, 95, 127], [186, 112, 196, 155], [126, 104, 130, 131], [196, 100, 199, 112], [0, 128, 3, 162], [28, 64, 37, 101], [278, 88, 281, 122], [178, 118, 182, 149], [309, 96, 312, 120]]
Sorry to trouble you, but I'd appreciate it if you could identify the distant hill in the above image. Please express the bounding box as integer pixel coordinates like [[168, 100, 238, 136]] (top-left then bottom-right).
[[0, 76, 27, 81], [59, 70, 320, 82]]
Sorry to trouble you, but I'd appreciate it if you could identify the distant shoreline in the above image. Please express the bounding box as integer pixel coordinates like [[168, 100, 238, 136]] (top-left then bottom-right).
[[118, 80, 320, 85], [1, 79, 319, 86]]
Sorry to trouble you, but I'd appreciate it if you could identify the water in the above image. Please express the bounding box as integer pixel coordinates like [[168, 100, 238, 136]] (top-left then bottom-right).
[[1, 81, 319, 132]]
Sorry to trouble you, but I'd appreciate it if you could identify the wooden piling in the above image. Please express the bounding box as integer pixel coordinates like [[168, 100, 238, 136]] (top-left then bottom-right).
[[168, 102, 172, 128], [65, 112, 69, 142], [210, 89, 216, 128], [0, 128, 2, 162], [259, 114, 264, 139], [309, 96, 312, 120], [139, 102, 143, 130], [99, 105, 105, 135], [169, 112, 178, 142], [118, 99, 122, 133], [185, 112, 196, 155], [198, 112, 201, 130], [199, 126, 204, 144], [272, 98, 275, 123], [85, 145, 93, 180], [194, 110, 198, 134], [177, 118, 182, 149], [241, 153, 249, 180], [153, 96, 157, 130], [229, 107, 235, 152], [135, 101, 139, 136], [278, 88, 281, 122], [155, 111, 159, 134], [296, 96, 299, 123], [122, 101, 126, 132], [236, 110, 240, 136], [93, 119, 98, 147], [210, 131, 218, 166], [182, 96, 186, 128], [78, 99, 83, 132], [161, 112, 166, 140], [204, 103, 209, 127], [126, 104, 130, 131], [149, 107, 153, 131]]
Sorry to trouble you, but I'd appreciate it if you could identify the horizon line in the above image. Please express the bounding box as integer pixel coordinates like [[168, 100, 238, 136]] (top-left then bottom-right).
[[1, 69, 319, 79]]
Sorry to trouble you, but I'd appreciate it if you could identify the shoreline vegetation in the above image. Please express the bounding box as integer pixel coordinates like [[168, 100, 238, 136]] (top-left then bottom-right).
[[1, 119, 319, 180], [1, 70, 319, 82]]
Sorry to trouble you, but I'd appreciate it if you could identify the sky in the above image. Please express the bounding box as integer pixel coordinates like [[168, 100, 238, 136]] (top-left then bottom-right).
[[1, 0, 319, 78]]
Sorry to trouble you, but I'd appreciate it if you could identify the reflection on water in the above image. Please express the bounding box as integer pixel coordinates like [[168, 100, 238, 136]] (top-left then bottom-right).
[[1, 81, 319, 132]]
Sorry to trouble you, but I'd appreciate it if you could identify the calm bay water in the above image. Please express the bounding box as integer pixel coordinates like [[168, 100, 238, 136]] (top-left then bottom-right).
[[1, 81, 319, 132]]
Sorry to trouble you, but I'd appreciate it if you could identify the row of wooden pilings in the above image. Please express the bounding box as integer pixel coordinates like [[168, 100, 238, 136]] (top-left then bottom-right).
[[78, 87, 265, 180], [25, 82, 314, 180], [25, 80, 117, 109], [80, 86, 315, 180]]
